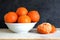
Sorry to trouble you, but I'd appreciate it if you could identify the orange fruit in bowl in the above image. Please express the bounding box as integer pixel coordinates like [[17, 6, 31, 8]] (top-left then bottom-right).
[[16, 7, 28, 16], [18, 15, 31, 23], [37, 23, 52, 34], [50, 25, 56, 33], [28, 10, 40, 22], [4, 12, 18, 23]]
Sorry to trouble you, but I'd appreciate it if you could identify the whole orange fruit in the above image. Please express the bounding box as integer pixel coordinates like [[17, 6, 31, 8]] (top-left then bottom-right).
[[50, 25, 56, 33], [18, 15, 31, 23], [37, 23, 52, 34], [28, 10, 40, 22], [16, 7, 28, 16], [4, 12, 18, 23]]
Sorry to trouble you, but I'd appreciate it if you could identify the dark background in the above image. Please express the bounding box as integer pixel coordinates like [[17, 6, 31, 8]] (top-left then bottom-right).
[[0, 0, 60, 28]]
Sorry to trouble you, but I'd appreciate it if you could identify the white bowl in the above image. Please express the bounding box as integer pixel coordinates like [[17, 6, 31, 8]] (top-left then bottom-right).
[[5, 23, 36, 33]]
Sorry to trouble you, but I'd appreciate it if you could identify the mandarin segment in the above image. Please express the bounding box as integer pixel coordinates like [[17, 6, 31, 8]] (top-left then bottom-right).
[[50, 25, 56, 33]]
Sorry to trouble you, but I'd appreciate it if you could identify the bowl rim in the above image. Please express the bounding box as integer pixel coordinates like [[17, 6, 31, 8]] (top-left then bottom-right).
[[5, 22, 37, 24]]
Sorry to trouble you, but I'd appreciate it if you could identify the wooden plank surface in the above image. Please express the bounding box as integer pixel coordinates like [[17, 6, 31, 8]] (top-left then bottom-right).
[[0, 28, 60, 40]]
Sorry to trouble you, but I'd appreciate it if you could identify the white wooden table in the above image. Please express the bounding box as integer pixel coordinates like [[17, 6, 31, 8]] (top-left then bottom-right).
[[0, 28, 60, 40]]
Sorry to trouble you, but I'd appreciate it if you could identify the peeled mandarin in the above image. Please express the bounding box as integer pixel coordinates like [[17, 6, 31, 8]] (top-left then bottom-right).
[[37, 23, 52, 34]]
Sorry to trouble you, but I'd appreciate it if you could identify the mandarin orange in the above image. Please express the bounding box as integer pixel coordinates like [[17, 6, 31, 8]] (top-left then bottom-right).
[[37, 23, 52, 34], [28, 10, 40, 22], [4, 12, 18, 23], [18, 15, 31, 23], [16, 7, 28, 16]]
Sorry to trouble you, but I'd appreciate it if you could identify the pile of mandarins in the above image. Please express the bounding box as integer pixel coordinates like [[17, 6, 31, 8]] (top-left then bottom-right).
[[4, 7, 40, 23], [4, 7, 56, 34]]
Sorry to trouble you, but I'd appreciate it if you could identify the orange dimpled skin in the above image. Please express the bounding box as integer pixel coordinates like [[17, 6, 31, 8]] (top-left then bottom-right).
[[28, 10, 40, 22], [4, 12, 18, 23], [18, 15, 31, 23], [50, 25, 56, 33], [16, 7, 28, 16], [37, 23, 52, 34]]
